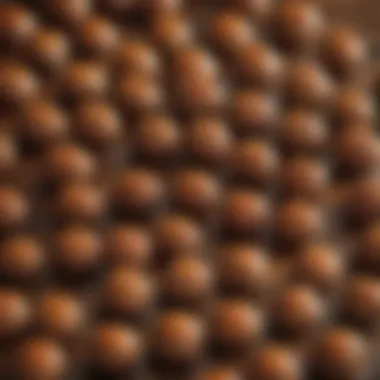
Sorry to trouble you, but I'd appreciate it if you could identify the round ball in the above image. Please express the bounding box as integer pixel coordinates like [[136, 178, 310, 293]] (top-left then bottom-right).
[[0, 186, 29, 230], [358, 223, 380, 272], [0, 132, 18, 173], [198, 366, 242, 380]]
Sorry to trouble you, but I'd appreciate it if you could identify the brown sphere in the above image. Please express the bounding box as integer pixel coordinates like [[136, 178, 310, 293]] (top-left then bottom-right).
[[105, 224, 152, 268], [151, 12, 193, 50], [279, 109, 328, 155], [150, 311, 205, 363], [0, 63, 39, 105], [73, 100, 122, 148], [217, 244, 272, 298], [135, 115, 182, 161], [245, 344, 302, 380], [230, 90, 279, 135], [331, 87, 374, 127], [285, 61, 333, 108], [171, 169, 222, 216], [36, 291, 85, 337], [0, 290, 31, 337], [341, 276, 380, 330], [0, 186, 29, 230], [153, 214, 204, 261], [186, 117, 233, 167], [274, 0, 324, 52], [0, 4, 37, 48], [210, 299, 264, 352], [280, 157, 329, 201], [232, 140, 280, 186], [198, 366, 242, 380], [19, 100, 68, 147], [358, 223, 380, 272], [117, 74, 163, 111], [311, 328, 370, 380], [55, 182, 106, 223], [208, 12, 255, 54], [322, 27, 367, 78], [293, 243, 345, 294], [235, 42, 284, 88], [222, 189, 273, 236], [45, 143, 96, 184], [333, 126, 380, 175], [62, 61, 108, 101], [101, 268, 154, 318], [271, 284, 326, 340], [226, 0, 273, 21], [112, 168, 165, 216], [27, 28, 71, 74], [53, 225, 102, 274], [0, 235, 45, 281], [0, 132, 18, 174], [91, 323, 143, 372], [275, 200, 325, 246], [75, 16, 119, 58], [161, 257, 214, 307], [115, 39, 161, 78]]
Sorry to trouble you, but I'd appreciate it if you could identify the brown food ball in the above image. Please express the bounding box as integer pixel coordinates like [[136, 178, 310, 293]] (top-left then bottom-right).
[[274, 0, 324, 52], [36, 291, 85, 337], [331, 87, 374, 127], [271, 284, 326, 340], [359, 223, 380, 272], [217, 244, 272, 298], [151, 13, 193, 50], [0, 4, 36, 48], [161, 257, 214, 307], [16, 338, 68, 380], [198, 366, 242, 380], [27, 29, 71, 74], [105, 224, 152, 268], [115, 39, 161, 78], [279, 109, 328, 155], [45, 143, 96, 184], [73, 100, 122, 148], [235, 42, 284, 88], [210, 299, 263, 352], [208, 12, 255, 54], [0, 186, 29, 230], [102, 268, 154, 318], [0, 63, 39, 105], [275, 200, 325, 246], [135, 115, 182, 161], [222, 189, 273, 236], [232, 140, 280, 186], [186, 117, 233, 167], [285, 61, 333, 109], [19, 100, 68, 147], [117, 74, 164, 111], [112, 168, 165, 216], [150, 311, 205, 363], [280, 157, 329, 201], [322, 27, 367, 78], [0, 132, 18, 173], [245, 344, 302, 380], [0, 290, 31, 337], [171, 169, 222, 216], [333, 126, 380, 175], [311, 328, 370, 380], [55, 182, 106, 223], [54, 225, 102, 274], [230, 90, 279, 135], [153, 214, 204, 261], [62, 61, 108, 101], [340, 276, 380, 330], [227, 0, 273, 21], [75, 16, 119, 58], [91, 323, 142, 372], [293, 243, 345, 294], [0, 235, 45, 281]]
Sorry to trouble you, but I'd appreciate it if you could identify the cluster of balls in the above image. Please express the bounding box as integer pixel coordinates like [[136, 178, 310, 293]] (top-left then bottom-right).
[[1, 0, 380, 379]]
